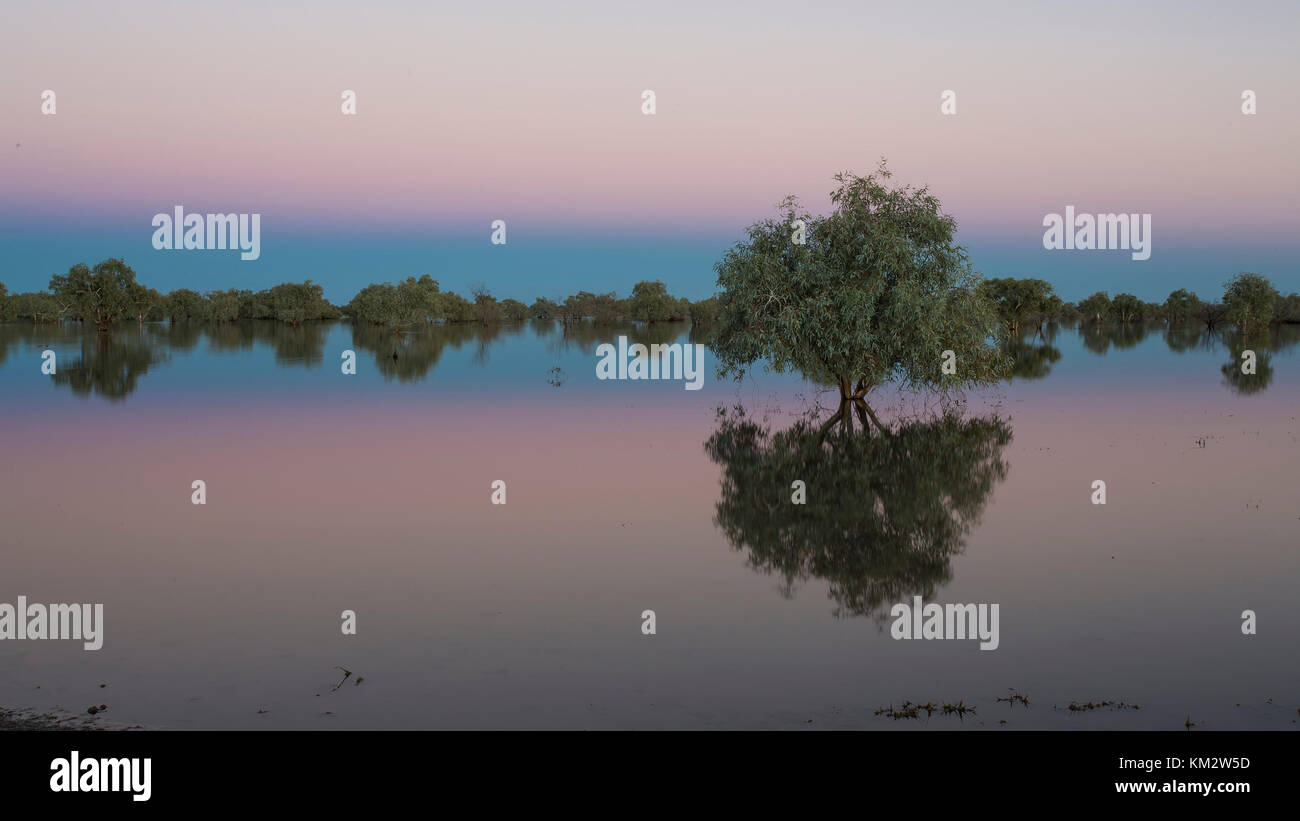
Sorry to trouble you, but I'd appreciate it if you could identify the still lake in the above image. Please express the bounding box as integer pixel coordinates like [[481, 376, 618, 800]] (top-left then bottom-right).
[[1, 319, 1297, 729]]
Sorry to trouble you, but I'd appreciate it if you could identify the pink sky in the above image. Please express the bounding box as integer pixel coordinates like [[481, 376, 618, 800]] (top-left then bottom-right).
[[1, 0, 1297, 239]]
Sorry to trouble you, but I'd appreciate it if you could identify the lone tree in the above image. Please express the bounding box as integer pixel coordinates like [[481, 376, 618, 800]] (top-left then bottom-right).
[[1223, 272, 1277, 337], [711, 164, 1007, 404]]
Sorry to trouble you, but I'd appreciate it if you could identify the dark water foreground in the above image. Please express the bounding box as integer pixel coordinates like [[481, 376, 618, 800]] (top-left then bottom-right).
[[1, 320, 1297, 729]]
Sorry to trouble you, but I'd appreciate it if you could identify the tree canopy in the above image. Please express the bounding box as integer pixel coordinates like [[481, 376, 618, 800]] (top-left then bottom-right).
[[1077, 291, 1112, 324], [711, 165, 1008, 400], [1223, 272, 1278, 337], [49, 258, 140, 332], [980, 277, 1058, 332]]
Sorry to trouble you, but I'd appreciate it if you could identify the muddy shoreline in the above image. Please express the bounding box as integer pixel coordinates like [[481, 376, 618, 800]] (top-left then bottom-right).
[[0, 706, 141, 731]]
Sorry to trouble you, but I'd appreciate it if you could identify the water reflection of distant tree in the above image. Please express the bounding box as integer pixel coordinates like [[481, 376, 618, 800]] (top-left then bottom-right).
[[547, 319, 687, 358], [203, 320, 327, 367], [1080, 322, 1150, 355], [50, 330, 164, 401], [1002, 327, 1062, 381], [1219, 329, 1276, 395]]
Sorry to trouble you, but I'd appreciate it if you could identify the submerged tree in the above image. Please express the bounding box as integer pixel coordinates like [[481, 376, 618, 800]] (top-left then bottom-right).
[[349, 275, 441, 332], [711, 164, 1008, 402], [704, 405, 1011, 620], [49, 258, 140, 332], [530, 297, 558, 320], [10, 291, 64, 323], [1195, 299, 1226, 330], [626, 280, 688, 323], [980, 277, 1057, 333], [501, 298, 530, 322], [128, 281, 163, 324], [1275, 292, 1300, 324], [1223, 273, 1278, 337], [469, 283, 504, 325], [1162, 289, 1200, 324], [1111, 293, 1144, 324], [165, 288, 207, 322], [263, 280, 332, 327], [1077, 291, 1112, 325]]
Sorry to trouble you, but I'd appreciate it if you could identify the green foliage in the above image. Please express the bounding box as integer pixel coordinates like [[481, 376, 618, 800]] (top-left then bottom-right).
[[1162, 289, 1199, 324], [0, 282, 12, 322], [561, 290, 620, 324], [263, 280, 331, 326], [1077, 291, 1112, 324], [710, 164, 1008, 398], [166, 288, 207, 321], [204, 289, 245, 323], [689, 295, 721, 326], [471, 286, 504, 325], [626, 280, 678, 322], [529, 297, 558, 320], [1111, 293, 1144, 323], [348, 275, 440, 331], [1223, 272, 1278, 336], [441, 292, 476, 323], [49, 258, 140, 331], [10, 291, 62, 323], [500, 298, 529, 322], [980, 277, 1057, 331], [128, 281, 163, 322], [1195, 300, 1226, 329], [1275, 292, 1300, 323]]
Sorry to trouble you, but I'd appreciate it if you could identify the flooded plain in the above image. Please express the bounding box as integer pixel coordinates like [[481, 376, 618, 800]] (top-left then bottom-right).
[[0, 319, 1297, 729]]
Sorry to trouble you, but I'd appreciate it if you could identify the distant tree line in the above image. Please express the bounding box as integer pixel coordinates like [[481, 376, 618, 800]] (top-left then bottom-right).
[[979, 273, 1297, 338], [0, 259, 723, 334], [0, 259, 1293, 342]]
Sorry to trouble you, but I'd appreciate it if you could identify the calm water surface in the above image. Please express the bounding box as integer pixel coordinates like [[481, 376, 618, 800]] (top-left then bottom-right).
[[1, 320, 1297, 729]]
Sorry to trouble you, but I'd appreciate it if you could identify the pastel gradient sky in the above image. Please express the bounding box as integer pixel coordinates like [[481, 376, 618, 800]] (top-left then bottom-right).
[[1, 0, 1297, 302]]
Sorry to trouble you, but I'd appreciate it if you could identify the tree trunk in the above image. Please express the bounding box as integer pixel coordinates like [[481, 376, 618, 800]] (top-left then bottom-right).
[[818, 404, 846, 438], [856, 399, 889, 436], [837, 375, 852, 400]]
